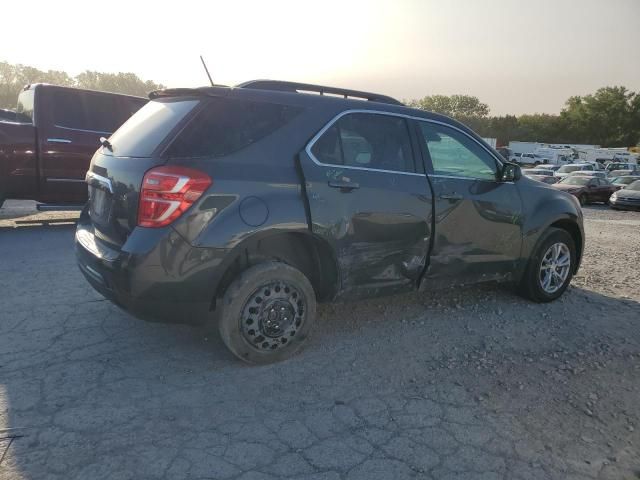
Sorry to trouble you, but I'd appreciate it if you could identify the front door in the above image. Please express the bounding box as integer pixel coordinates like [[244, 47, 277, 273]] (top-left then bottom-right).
[[416, 120, 523, 286], [298, 111, 433, 299]]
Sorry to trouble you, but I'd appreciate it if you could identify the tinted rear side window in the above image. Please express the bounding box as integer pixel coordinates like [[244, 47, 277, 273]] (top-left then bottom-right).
[[52, 90, 146, 133], [310, 112, 416, 173], [165, 97, 302, 158], [106, 98, 199, 157]]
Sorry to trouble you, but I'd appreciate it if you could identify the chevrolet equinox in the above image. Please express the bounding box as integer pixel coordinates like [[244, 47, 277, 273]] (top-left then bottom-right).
[[75, 80, 585, 364]]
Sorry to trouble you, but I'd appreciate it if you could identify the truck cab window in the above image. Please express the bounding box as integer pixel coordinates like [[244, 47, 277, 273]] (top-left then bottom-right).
[[16, 89, 35, 123], [52, 90, 143, 134]]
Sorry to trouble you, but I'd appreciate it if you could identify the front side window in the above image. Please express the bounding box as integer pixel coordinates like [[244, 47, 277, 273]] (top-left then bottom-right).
[[310, 113, 416, 173], [419, 122, 498, 181]]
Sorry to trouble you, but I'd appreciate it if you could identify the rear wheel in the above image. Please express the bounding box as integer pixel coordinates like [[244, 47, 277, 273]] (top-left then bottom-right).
[[519, 228, 576, 303], [217, 262, 316, 364]]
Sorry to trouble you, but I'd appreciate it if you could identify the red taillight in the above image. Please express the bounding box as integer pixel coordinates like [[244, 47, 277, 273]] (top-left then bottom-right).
[[138, 166, 211, 228]]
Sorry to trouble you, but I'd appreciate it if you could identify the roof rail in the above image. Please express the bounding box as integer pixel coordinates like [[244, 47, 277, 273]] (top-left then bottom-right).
[[237, 80, 403, 106]]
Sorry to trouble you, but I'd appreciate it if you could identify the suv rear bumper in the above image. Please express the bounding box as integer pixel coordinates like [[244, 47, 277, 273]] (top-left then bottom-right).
[[75, 214, 221, 325]]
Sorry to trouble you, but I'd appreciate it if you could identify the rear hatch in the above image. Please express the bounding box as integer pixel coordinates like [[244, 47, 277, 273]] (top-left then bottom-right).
[[86, 97, 200, 248]]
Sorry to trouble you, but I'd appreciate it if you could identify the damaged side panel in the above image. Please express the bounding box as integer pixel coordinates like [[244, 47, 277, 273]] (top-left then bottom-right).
[[297, 150, 433, 300]]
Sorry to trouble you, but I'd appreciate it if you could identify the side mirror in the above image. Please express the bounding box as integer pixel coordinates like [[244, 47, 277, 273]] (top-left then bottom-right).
[[501, 163, 521, 182]]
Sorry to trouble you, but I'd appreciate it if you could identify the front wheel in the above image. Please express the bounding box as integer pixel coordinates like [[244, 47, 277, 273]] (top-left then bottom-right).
[[217, 262, 316, 364], [578, 194, 587, 206], [519, 228, 576, 303]]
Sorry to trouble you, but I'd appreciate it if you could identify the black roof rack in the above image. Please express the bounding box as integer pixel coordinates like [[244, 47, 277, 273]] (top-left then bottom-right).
[[237, 80, 403, 106]]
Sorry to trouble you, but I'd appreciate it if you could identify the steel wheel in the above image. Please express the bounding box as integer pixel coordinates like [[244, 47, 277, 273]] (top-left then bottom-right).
[[240, 280, 307, 352], [538, 242, 571, 294]]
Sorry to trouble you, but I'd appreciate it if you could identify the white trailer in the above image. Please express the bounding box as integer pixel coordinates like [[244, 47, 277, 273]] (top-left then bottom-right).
[[508, 141, 544, 155], [532, 147, 574, 166]]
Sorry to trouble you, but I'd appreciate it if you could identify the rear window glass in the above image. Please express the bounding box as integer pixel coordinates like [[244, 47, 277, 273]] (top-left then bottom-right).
[[52, 90, 146, 133], [106, 98, 199, 157], [165, 97, 302, 158]]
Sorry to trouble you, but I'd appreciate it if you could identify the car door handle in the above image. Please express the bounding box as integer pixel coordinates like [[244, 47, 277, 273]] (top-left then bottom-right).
[[47, 138, 72, 144], [328, 180, 360, 191], [439, 193, 463, 200]]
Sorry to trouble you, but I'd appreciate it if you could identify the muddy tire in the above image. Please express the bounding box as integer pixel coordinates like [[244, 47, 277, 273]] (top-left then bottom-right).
[[519, 227, 576, 303], [217, 262, 316, 364]]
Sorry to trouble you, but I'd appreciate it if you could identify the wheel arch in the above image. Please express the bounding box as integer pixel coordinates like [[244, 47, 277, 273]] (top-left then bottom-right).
[[211, 229, 340, 311], [548, 218, 583, 273]]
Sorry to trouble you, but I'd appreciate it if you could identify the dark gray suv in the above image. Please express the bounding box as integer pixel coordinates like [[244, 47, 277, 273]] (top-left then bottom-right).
[[75, 80, 584, 364]]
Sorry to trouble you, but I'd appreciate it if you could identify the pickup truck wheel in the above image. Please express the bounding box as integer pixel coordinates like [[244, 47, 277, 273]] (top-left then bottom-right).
[[217, 262, 316, 364], [519, 227, 576, 303]]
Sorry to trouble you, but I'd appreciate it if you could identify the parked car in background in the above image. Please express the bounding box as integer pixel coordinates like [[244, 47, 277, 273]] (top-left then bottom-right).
[[0, 84, 147, 209], [552, 176, 617, 205], [554, 163, 595, 180], [522, 168, 558, 184], [608, 169, 639, 178], [609, 180, 640, 210], [606, 162, 638, 174], [567, 170, 607, 179], [534, 164, 561, 172], [610, 175, 640, 189], [75, 80, 584, 364]]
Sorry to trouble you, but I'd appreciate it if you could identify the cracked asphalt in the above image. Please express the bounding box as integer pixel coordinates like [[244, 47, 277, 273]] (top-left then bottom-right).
[[0, 200, 639, 480]]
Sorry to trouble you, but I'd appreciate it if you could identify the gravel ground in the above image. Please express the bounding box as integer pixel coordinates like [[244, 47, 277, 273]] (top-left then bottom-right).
[[0, 200, 639, 480]]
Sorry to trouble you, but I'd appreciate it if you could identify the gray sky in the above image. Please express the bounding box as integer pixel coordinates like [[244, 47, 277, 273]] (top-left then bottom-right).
[[3, 0, 639, 115]]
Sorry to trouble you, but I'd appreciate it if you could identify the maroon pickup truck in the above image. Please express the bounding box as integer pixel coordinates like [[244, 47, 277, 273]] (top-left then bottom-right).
[[0, 84, 146, 209]]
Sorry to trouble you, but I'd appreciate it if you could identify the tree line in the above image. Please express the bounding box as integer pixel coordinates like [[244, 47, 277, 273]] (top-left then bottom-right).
[[1, 61, 638, 148], [0, 61, 164, 110], [407, 87, 640, 148]]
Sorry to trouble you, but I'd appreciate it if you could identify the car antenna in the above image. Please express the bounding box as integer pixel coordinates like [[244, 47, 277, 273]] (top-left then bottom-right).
[[200, 55, 214, 86]]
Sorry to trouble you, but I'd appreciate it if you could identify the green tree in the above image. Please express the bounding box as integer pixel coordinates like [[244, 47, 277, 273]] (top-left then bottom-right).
[[407, 94, 490, 118], [560, 86, 640, 147], [0, 61, 164, 110], [0, 61, 74, 109], [75, 71, 164, 97]]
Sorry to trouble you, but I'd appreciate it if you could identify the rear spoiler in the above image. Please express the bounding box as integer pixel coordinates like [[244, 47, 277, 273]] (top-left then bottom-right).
[[148, 86, 229, 100]]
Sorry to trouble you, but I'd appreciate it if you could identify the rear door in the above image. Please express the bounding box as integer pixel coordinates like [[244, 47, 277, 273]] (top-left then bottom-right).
[[298, 111, 433, 299], [416, 120, 523, 285], [39, 88, 145, 203]]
